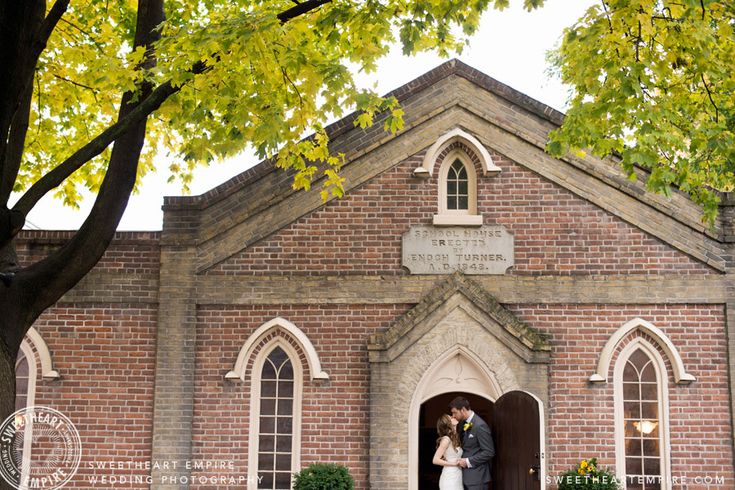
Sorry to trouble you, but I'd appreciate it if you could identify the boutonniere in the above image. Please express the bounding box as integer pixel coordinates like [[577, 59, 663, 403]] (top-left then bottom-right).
[[463, 422, 473, 431]]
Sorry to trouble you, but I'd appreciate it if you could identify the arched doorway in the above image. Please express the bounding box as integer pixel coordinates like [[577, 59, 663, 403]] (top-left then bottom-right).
[[407, 346, 502, 490], [418, 390, 544, 490], [419, 392, 494, 489]]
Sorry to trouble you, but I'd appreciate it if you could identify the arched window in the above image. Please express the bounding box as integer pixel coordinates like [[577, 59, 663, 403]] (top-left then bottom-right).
[[15, 342, 38, 485], [15, 348, 31, 411], [257, 347, 295, 489], [414, 128, 500, 227], [14, 327, 58, 409], [615, 341, 670, 489], [231, 318, 323, 490], [434, 151, 481, 226], [446, 160, 469, 211], [249, 342, 302, 490]]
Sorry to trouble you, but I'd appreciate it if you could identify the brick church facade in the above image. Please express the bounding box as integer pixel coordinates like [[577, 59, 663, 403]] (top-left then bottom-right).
[[14, 60, 735, 489]]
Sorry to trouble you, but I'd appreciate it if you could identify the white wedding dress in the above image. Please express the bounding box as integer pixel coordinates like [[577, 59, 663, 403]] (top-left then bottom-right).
[[439, 437, 463, 490]]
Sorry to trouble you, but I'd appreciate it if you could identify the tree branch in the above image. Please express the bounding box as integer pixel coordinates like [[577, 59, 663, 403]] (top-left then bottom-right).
[[10, 0, 333, 220], [277, 0, 331, 23], [6, 0, 339, 328], [0, 81, 33, 204], [0, 0, 45, 208], [12, 79, 179, 215], [601, 1, 614, 34], [701, 73, 719, 123], [52, 73, 100, 95], [35, 0, 70, 55], [58, 17, 100, 44], [0, 0, 69, 208], [12, 0, 167, 340]]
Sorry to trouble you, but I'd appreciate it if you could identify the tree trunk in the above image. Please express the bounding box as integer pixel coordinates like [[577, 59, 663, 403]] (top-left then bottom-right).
[[0, 334, 17, 490], [0, 3, 164, 486], [0, 240, 18, 273]]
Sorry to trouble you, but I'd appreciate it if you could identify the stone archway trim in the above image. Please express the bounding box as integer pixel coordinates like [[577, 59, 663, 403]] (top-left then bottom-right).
[[589, 317, 695, 384], [369, 273, 551, 364], [408, 345, 503, 490], [24, 326, 60, 380], [225, 316, 329, 381], [414, 127, 501, 177]]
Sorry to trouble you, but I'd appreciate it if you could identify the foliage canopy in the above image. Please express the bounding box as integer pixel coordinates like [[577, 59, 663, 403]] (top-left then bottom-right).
[[23, 1, 735, 225], [548, 0, 735, 224], [19, 0, 545, 207]]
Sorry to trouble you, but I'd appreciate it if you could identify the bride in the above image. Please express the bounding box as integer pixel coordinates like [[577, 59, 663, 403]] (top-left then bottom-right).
[[432, 414, 463, 490]]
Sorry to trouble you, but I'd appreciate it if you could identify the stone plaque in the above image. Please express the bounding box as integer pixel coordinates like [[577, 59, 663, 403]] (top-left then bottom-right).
[[402, 225, 514, 275]]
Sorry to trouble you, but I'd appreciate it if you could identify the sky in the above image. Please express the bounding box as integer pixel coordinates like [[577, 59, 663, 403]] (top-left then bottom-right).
[[22, 0, 597, 231]]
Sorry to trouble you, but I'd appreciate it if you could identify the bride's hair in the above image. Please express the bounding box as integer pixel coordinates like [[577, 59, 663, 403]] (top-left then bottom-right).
[[436, 414, 461, 450]]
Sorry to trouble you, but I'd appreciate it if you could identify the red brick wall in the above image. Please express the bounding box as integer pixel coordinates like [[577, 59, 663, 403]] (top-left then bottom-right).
[[16, 231, 160, 274], [206, 152, 714, 276], [184, 303, 733, 489], [190, 304, 412, 490], [505, 304, 733, 487], [29, 304, 157, 489], [21, 301, 729, 488]]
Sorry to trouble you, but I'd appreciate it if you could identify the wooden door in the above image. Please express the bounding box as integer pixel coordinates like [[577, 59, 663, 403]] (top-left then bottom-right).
[[492, 391, 541, 490]]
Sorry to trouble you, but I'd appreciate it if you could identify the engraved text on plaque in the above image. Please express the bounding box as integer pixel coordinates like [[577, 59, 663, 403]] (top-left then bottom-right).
[[402, 225, 514, 275]]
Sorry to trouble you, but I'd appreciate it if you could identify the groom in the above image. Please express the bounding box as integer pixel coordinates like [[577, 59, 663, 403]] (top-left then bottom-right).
[[449, 396, 495, 490]]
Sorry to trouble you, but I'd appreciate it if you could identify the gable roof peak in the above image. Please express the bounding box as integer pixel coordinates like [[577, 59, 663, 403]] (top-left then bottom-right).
[[163, 58, 565, 211], [383, 58, 564, 126]]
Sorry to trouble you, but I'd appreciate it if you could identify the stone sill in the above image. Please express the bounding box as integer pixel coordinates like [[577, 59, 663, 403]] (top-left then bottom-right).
[[432, 214, 483, 226]]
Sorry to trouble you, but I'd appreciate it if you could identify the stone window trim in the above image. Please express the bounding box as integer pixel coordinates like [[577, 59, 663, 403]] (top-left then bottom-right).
[[433, 150, 482, 226], [614, 338, 672, 490], [412, 128, 499, 227], [23, 326, 60, 380], [16, 347, 30, 410], [247, 340, 303, 490], [17, 327, 56, 486], [225, 317, 328, 381], [589, 317, 695, 384], [413, 127, 501, 178]]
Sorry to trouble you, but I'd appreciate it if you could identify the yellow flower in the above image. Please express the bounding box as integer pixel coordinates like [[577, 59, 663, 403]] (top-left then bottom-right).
[[580, 460, 588, 469], [577, 468, 585, 475], [463, 422, 473, 431]]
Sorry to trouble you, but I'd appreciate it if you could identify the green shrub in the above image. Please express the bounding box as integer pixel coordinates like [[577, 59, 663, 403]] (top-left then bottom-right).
[[292, 463, 354, 490], [557, 458, 621, 490]]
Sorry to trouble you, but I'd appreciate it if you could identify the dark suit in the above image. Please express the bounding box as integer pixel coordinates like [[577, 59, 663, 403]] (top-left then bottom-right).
[[461, 413, 495, 490]]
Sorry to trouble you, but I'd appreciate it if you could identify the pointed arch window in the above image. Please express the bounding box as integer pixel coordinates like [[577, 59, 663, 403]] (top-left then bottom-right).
[[15, 348, 31, 411], [257, 346, 295, 489], [249, 342, 302, 490], [446, 160, 469, 211], [434, 151, 481, 226], [615, 341, 670, 489], [232, 318, 324, 490]]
